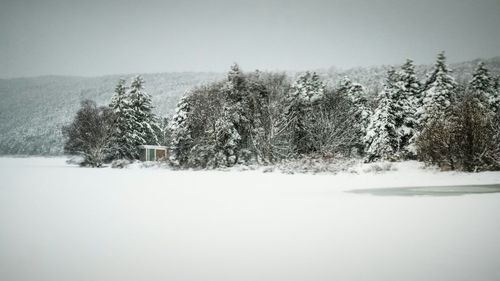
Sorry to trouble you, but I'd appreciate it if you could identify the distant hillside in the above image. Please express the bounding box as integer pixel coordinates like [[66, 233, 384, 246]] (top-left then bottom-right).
[[0, 72, 223, 155], [324, 57, 500, 100], [1, 57, 499, 155]]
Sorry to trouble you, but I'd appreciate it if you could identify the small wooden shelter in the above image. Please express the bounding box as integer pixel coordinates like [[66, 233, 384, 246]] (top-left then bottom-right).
[[138, 145, 167, 161]]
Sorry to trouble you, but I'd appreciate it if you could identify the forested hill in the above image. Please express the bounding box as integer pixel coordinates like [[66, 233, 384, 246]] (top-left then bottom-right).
[[0, 72, 223, 155], [1, 57, 499, 156], [323, 57, 500, 100]]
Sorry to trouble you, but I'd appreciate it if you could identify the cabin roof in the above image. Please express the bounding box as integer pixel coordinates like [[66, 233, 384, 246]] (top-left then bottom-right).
[[138, 145, 168, 149]]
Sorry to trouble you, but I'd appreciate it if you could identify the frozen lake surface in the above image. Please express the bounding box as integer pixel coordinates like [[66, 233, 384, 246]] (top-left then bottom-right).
[[1, 157, 500, 281], [350, 184, 500, 196]]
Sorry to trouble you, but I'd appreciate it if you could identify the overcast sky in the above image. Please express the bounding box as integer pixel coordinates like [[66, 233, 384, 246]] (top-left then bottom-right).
[[1, 0, 500, 78]]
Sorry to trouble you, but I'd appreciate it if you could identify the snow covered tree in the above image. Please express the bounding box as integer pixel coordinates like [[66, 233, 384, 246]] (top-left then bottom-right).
[[109, 79, 136, 159], [419, 52, 457, 128], [308, 88, 361, 157], [230, 71, 292, 163], [417, 88, 500, 172], [289, 71, 325, 104], [394, 59, 421, 158], [159, 116, 171, 146], [285, 72, 325, 155], [183, 83, 225, 168], [177, 71, 293, 168], [337, 77, 372, 153], [364, 69, 399, 162], [469, 62, 498, 113], [452, 90, 499, 171], [227, 63, 246, 95], [243, 71, 273, 163], [423, 52, 448, 90], [63, 100, 115, 167], [109, 76, 161, 160], [494, 76, 500, 111], [109, 79, 131, 159], [127, 76, 161, 147], [218, 63, 249, 164], [416, 118, 456, 170], [210, 107, 241, 167], [470, 62, 493, 93], [493, 75, 500, 92], [169, 94, 193, 167]]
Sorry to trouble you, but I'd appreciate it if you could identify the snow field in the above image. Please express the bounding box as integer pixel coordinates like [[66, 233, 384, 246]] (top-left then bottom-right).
[[1, 157, 500, 281]]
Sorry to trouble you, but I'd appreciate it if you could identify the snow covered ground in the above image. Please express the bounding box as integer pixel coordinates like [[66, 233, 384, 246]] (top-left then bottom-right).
[[1, 157, 500, 281]]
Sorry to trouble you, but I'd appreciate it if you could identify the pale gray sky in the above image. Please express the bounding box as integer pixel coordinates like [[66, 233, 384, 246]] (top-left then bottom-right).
[[1, 0, 500, 78]]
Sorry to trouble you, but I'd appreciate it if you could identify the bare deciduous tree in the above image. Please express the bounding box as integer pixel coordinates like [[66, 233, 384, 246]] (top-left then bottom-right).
[[63, 100, 115, 167]]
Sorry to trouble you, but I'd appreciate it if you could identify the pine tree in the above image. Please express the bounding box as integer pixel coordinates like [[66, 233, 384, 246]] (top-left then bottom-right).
[[169, 94, 193, 167], [290, 71, 325, 104], [127, 76, 161, 149], [211, 107, 241, 167], [395, 59, 421, 157], [364, 69, 399, 162], [286, 72, 325, 155], [218, 63, 248, 164], [110, 76, 161, 160], [423, 52, 449, 90], [494, 75, 500, 111], [338, 77, 372, 153], [109, 79, 136, 159], [493, 75, 500, 92], [419, 52, 457, 127], [469, 62, 498, 113], [227, 63, 246, 97]]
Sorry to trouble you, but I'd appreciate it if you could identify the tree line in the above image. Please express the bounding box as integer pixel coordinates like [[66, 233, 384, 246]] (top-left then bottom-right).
[[63, 76, 164, 167], [63, 52, 500, 171]]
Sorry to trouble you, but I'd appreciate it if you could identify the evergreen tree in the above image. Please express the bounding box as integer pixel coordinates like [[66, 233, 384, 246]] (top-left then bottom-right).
[[169, 94, 193, 167], [419, 52, 457, 127], [493, 75, 500, 92], [109, 79, 136, 159], [364, 69, 399, 162], [395, 59, 421, 157], [338, 77, 372, 153], [494, 75, 500, 111], [159, 116, 171, 146], [286, 72, 325, 155], [211, 107, 241, 167], [290, 71, 325, 104], [109, 76, 161, 160], [423, 52, 449, 90], [469, 62, 498, 113], [219, 63, 248, 164], [127, 76, 161, 149]]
